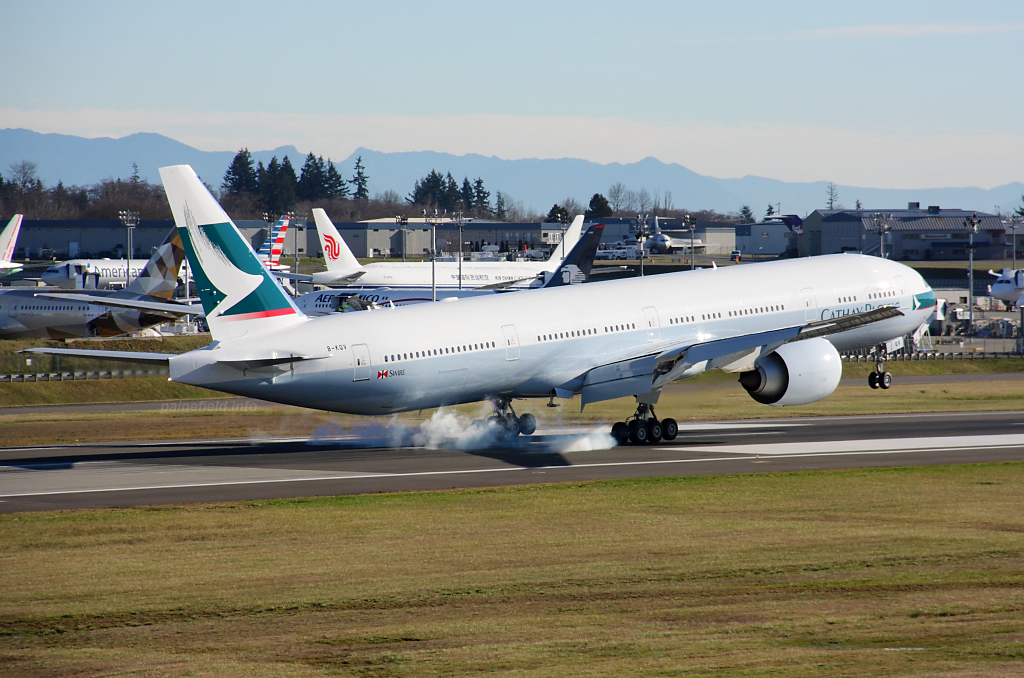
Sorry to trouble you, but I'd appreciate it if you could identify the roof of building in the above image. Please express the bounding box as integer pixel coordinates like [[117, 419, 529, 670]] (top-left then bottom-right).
[[811, 208, 1003, 233]]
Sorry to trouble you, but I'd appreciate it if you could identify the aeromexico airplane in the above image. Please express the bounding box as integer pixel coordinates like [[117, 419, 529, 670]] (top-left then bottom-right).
[[280, 209, 583, 288], [294, 223, 605, 316], [27, 166, 937, 445]]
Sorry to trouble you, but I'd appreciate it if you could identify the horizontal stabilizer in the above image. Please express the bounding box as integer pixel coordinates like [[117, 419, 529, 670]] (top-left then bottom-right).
[[20, 348, 174, 365]]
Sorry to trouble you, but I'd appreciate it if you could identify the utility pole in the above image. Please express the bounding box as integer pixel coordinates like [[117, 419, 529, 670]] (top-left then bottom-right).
[[425, 209, 440, 302], [637, 213, 647, 277], [288, 210, 307, 275], [455, 210, 464, 290], [118, 210, 139, 288], [964, 213, 981, 336]]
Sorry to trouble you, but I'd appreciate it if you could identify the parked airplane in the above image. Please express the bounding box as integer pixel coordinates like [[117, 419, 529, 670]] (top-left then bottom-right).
[[645, 217, 691, 254], [0, 215, 24, 275], [989, 268, 1024, 308], [282, 209, 583, 288], [294, 223, 605, 316], [29, 166, 935, 445], [257, 214, 291, 271], [1, 228, 199, 339]]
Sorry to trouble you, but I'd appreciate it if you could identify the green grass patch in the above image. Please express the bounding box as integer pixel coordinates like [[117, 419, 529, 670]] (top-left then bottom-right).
[[0, 376, 224, 408], [1, 463, 1022, 675]]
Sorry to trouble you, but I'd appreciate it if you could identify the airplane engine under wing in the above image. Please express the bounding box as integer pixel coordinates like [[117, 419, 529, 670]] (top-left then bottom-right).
[[738, 337, 842, 406]]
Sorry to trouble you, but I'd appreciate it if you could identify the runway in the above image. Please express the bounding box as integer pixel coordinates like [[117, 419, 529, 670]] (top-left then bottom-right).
[[2, 409, 1023, 513]]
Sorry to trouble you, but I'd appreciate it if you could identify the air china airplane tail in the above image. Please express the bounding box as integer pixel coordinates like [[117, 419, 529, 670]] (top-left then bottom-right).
[[312, 208, 364, 279], [0, 214, 23, 269], [159, 165, 305, 342]]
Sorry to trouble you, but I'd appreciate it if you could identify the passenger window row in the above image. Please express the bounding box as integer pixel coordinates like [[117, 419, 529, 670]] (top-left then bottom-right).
[[384, 341, 496, 363], [604, 323, 636, 333], [538, 328, 598, 342], [868, 291, 895, 299], [838, 296, 857, 303], [728, 304, 784, 318]]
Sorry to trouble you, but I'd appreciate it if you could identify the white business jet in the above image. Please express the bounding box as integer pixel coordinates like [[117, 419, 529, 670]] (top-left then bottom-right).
[[282, 209, 582, 289], [27, 165, 936, 445]]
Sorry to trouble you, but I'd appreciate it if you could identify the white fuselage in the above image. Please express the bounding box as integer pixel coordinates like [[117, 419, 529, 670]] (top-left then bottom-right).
[[338, 260, 553, 289], [295, 286, 504, 316], [0, 289, 168, 339], [990, 269, 1024, 305], [170, 255, 934, 416]]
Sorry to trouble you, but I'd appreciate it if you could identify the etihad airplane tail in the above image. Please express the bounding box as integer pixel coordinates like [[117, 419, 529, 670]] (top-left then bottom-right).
[[159, 165, 305, 342], [124, 227, 186, 300], [312, 208, 363, 275], [0, 214, 23, 264], [544, 215, 584, 266], [542, 224, 604, 288]]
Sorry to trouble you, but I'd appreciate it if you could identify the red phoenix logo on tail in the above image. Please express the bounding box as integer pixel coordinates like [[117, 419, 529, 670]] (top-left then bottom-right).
[[324, 234, 341, 261]]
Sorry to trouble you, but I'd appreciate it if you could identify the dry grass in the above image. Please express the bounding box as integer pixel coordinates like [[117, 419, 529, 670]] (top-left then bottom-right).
[[0, 464, 1022, 675]]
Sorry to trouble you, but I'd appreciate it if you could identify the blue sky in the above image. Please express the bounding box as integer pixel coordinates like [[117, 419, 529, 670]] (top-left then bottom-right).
[[3, 1, 1023, 188]]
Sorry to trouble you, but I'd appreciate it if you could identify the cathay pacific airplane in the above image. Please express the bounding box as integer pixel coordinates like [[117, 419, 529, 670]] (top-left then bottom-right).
[[294, 223, 605, 316], [27, 166, 936, 445], [280, 209, 583, 288]]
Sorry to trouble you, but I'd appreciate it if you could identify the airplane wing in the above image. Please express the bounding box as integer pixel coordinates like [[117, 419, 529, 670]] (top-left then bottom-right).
[[476, 276, 539, 290], [577, 306, 904, 408], [20, 348, 176, 365], [33, 292, 205, 317]]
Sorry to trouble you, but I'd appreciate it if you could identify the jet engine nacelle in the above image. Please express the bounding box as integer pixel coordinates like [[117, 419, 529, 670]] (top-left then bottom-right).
[[738, 337, 842, 406]]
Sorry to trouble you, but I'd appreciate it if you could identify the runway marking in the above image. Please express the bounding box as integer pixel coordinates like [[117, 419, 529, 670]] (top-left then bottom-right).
[[1, 434, 1022, 498]]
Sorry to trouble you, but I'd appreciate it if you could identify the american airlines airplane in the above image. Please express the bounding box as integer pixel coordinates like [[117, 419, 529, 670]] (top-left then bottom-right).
[[293, 223, 605, 316], [1, 228, 199, 339], [28, 166, 936, 445], [257, 214, 290, 271], [0, 214, 24, 275], [282, 209, 583, 288]]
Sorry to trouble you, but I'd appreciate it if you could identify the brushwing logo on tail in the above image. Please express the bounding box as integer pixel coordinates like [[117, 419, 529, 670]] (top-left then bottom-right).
[[179, 201, 297, 321], [324, 234, 341, 261]]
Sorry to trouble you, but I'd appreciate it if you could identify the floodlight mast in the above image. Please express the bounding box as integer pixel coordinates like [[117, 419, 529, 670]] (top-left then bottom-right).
[[870, 213, 891, 259], [118, 210, 139, 288], [688, 214, 697, 270], [964, 213, 981, 335]]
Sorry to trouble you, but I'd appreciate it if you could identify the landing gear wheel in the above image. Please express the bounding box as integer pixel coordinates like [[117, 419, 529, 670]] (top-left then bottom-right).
[[661, 418, 678, 441], [518, 413, 536, 436], [646, 420, 663, 444], [504, 416, 521, 437], [868, 371, 879, 389], [880, 371, 892, 389], [628, 420, 648, 444], [611, 421, 627, 442]]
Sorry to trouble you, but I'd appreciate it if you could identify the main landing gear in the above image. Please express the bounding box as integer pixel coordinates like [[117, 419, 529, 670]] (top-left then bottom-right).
[[485, 397, 536, 438], [868, 344, 893, 390], [610, 403, 678, 446]]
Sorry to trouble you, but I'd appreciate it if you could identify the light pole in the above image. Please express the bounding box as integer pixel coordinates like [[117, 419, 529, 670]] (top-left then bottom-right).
[[455, 210, 464, 290], [1011, 214, 1021, 270], [288, 210, 306, 274], [964, 213, 981, 336], [636, 213, 647, 277], [118, 210, 139, 287], [395, 215, 408, 262], [870, 213, 891, 259], [424, 209, 440, 302], [688, 214, 697, 270]]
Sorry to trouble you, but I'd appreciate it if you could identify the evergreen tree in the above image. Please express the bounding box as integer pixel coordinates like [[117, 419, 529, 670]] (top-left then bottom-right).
[[547, 203, 569, 223], [460, 177, 474, 210], [765, 203, 775, 217], [297, 152, 329, 201], [494, 191, 507, 220], [407, 169, 445, 206], [473, 178, 490, 212], [739, 205, 754, 222], [280, 156, 298, 201], [584, 193, 613, 219], [222, 148, 258, 195], [258, 156, 297, 214], [443, 172, 461, 211], [350, 155, 369, 200], [1015, 194, 1024, 219], [325, 159, 349, 199]]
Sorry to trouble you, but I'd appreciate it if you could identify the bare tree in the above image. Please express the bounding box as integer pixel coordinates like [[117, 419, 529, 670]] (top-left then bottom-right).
[[374, 189, 403, 206], [826, 182, 839, 210], [607, 183, 627, 212], [561, 196, 583, 217], [8, 160, 39, 191], [635, 188, 653, 214], [663, 189, 674, 213]]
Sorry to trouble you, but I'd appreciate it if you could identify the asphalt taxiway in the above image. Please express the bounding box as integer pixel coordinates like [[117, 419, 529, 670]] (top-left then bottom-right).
[[1, 409, 1023, 512]]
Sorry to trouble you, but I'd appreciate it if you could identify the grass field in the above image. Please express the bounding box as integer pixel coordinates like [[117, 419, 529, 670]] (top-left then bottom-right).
[[1, 463, 1022, 676]]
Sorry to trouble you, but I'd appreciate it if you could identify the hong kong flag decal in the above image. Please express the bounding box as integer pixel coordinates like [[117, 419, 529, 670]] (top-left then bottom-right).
[[377, 370, 388, 379]]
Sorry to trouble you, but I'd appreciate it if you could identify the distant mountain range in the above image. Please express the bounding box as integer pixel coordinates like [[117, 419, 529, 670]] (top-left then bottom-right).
[[2, 128, 1021, 217]]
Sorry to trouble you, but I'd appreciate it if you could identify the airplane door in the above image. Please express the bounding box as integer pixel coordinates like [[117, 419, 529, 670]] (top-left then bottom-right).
[[643, 306, 661, 342], [1017, 271, 1024, 288], [352, 344, 370, 381], [800, 287, 817, 321], [7, 301, 15, 318], [895, 275, 907, 296], [501, 325, 520, 361]]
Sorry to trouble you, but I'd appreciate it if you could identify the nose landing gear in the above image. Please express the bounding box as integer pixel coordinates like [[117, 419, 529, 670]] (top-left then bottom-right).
[[611, 403, 677, 445], [868, 345, 893, 390]]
